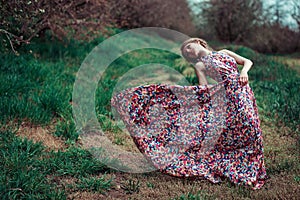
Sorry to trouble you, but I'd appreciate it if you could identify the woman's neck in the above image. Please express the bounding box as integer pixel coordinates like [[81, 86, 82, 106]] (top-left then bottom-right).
[[199, 49, 212, 58]]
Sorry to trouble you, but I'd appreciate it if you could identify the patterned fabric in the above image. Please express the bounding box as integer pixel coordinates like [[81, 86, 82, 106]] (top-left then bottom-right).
[[111, 51, 268, 190]]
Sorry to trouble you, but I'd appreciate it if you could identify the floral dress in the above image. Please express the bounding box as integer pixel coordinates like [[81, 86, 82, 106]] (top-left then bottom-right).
[[111, 51, 268, 190]]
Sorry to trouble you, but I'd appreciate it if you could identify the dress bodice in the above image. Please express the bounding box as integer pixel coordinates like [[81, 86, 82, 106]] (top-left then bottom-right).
[[200, 51, 239, 82]]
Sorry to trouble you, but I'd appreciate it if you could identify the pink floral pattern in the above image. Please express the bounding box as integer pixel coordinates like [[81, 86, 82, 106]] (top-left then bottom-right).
[[111, 51, 268, 190]]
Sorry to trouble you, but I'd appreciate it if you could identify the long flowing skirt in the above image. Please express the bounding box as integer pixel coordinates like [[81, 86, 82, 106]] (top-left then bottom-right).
[[111, 76, 268, 190]]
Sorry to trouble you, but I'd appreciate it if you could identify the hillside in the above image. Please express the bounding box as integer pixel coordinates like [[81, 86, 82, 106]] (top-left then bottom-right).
[[0, 30, 299, 199]]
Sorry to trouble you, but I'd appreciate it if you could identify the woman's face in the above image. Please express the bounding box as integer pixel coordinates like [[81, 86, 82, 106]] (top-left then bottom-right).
[[183, 42, 204, 59]]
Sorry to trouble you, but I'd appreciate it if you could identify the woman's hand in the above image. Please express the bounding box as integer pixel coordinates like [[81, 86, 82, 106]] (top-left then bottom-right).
[[239, 71, 248, 86]]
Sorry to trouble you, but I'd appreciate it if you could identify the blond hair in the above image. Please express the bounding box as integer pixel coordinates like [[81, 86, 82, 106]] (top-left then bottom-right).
[[180, 38, 211, 64]]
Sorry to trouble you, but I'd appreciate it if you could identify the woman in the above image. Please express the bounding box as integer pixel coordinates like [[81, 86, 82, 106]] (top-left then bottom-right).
[[178, 38, 269, 189], [111, 38, 269, 190]]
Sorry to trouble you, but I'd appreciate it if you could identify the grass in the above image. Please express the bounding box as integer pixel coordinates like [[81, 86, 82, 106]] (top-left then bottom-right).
[[0, 129, 113, 199], [0, 30, 299, 199], [0, 130, 66, 199], [74, 175, 112, 193]]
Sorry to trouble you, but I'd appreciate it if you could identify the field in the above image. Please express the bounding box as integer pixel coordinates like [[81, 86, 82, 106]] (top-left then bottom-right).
[[0, 30, 299, 199]]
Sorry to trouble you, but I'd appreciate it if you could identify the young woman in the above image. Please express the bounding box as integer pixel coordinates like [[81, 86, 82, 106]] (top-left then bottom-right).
[[111, 37, 269, 190], [179, 38, 269, 189]]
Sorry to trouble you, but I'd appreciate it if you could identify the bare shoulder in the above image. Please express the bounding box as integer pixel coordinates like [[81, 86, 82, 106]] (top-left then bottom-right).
[[218, 49, 251, 64], [218, 49, 238, 56]]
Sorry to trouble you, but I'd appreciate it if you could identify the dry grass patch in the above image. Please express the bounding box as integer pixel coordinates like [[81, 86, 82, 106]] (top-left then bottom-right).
[[103, 130, 141, 153], [67, 191, 106, 200], [16, 121, 67, 151]]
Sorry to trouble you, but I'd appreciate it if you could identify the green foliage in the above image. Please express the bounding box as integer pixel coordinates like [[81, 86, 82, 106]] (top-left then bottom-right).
[[0, 130, 66, 199], [0, 52, 76, 126], [252, 78, 300, 128], [39, 147, 110, 177], [20, 33, 107, 63], [55, 118, 78, 140]]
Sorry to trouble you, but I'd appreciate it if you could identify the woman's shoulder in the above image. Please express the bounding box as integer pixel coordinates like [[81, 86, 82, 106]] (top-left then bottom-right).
[[216, 49, 240, 59], [216, 49, 232, 55]]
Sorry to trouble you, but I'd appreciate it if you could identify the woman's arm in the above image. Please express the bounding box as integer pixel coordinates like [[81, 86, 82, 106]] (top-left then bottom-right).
[[194, 62, 208, 85], [219, 49, 252, 85]]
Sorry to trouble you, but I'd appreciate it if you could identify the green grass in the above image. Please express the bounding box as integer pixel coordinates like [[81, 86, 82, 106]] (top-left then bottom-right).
[[39, 147, 110, 177], [0, 53, 75, 126], [0, 130, 66, 199]]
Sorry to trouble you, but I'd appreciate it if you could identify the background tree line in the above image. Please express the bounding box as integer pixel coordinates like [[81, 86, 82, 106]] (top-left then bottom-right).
[[1, 0, 299, 54], [192, 0, 300, 53], [0, 0, 195, 54]]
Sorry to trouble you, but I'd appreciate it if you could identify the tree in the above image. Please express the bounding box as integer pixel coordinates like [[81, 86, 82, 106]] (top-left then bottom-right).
[[0, 0, 113, 54], [291, 0, 300, 31], [194, 0, 263, 43], [109, 0, 196, 36], [0, 0, 196, 54], [263, 0, 291, 27]]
